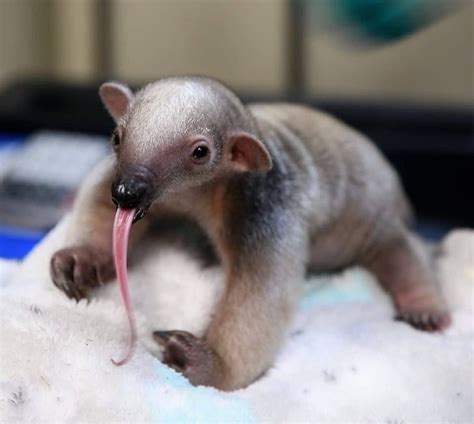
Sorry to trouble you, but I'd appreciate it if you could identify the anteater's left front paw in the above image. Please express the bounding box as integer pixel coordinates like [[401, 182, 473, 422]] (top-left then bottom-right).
[[153, 330, 218, 387]]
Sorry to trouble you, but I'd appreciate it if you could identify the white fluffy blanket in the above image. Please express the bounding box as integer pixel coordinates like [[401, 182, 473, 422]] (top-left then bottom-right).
[[0, 219, 473, 423]]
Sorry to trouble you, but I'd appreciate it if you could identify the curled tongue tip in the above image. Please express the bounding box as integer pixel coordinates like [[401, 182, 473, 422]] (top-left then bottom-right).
[[112, 207, 138, 366], [111, 333, 136, 366]]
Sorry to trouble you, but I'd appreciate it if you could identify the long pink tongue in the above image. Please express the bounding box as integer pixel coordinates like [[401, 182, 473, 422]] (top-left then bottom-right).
[[112, 207, 137, 366]]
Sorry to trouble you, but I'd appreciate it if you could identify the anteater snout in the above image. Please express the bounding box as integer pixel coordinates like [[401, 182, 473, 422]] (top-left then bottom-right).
[[111, 170, 152, 210]]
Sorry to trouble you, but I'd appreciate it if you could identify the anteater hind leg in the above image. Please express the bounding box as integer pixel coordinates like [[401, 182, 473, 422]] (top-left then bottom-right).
[[365, 233, 451, 331]]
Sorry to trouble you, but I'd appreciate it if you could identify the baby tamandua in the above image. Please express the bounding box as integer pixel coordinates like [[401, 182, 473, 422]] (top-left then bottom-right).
[[50, 77, 450, 391]]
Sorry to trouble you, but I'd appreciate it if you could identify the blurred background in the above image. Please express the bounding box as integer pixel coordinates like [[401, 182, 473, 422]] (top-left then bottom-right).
[[0, 0, 472, 258]]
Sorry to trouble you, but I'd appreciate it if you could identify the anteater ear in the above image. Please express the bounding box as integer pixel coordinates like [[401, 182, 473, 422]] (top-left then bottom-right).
[[227, 132, 273, 173], [99, 81, 134, 122]]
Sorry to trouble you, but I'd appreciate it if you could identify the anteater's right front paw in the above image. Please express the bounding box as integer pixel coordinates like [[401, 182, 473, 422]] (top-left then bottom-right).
[[50, 246, 115, 301], [153, 330, 219, 388]]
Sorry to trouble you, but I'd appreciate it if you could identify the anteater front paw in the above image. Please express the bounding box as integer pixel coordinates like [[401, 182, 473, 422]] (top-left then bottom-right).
[[153, 330, 218, 387], [50, 246, 115, 301]]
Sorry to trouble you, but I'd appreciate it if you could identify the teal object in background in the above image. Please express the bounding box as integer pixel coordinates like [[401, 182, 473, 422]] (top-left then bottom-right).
[[333, 0, 427, 41], [303, 0, 459, 43]]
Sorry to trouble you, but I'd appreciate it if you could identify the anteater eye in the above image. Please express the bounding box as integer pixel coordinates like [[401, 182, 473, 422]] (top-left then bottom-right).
[[111, 130, 120, 148], [192, 145, 209, 161]]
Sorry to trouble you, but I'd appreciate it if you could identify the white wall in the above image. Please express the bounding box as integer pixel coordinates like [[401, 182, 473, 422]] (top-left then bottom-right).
[[0, 0, 51, 87], [109, 0, 288, 93], [49, 0, 99, 81]]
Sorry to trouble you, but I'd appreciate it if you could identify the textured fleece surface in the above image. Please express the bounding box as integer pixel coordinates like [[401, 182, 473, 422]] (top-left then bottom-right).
[[0, 218, 473, 423]]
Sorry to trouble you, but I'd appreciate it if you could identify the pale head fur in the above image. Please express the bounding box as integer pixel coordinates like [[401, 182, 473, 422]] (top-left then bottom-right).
[[100, 77, 272, 205]]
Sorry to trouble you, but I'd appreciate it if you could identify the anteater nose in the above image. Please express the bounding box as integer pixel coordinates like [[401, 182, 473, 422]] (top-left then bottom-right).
[[111, 178, 149, 209]]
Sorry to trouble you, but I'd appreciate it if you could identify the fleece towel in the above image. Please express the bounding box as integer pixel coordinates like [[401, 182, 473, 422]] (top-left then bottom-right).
[[0, 218, 473, 423]]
